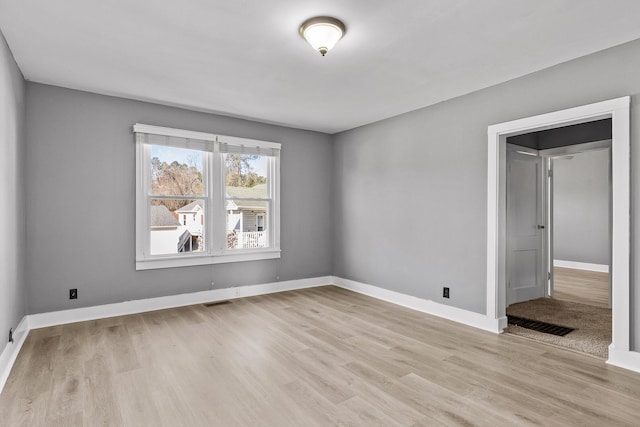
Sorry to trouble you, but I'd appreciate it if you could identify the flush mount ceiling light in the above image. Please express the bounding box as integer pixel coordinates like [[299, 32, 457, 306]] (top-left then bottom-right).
[[299, 16, 346, 56]]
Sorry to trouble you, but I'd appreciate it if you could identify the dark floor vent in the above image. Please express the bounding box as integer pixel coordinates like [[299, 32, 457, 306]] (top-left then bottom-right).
[[507, 315, 574, 337], [203, 300, 232, 308]]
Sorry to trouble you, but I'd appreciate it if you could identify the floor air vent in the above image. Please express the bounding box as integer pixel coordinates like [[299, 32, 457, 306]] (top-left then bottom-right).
[[507, 315, 574, 337], [203, 300, 232, 307]]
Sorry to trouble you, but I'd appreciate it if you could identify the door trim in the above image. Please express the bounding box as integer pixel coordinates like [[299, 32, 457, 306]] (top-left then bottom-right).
[[486, 96, 630, 358]]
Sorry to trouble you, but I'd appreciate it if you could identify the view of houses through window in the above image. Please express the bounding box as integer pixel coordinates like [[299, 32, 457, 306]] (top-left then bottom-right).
[[225, 152, 269, 250], [149, 145, 206, 255], [149, 145, 269, 254]]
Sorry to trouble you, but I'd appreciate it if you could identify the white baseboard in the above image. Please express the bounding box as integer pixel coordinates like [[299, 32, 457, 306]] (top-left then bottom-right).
[[554, 260, 609, 273], [1, 276, 331, 394], [607, 346, 640, 373], [28, 276, 332, 330], [4, 274, 639, 395], [332, 276, 640, 373], [331, 276, 504, 333], [0, 316, 30, 394]]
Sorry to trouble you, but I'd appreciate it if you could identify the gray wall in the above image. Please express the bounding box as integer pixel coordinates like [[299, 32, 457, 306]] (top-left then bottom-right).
[[0, 31, 26, 344], [332, 37, 640, 348], [553, 150, 610, 266], [25, 84, 333, 314]]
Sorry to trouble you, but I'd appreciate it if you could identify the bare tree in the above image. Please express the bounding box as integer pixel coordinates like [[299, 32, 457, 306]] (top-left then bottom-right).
[[225, 154, 266, 187], [151, 157, 203, 211]]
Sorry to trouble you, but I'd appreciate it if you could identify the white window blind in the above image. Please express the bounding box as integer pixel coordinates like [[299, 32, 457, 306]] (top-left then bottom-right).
[[135, 132, 215, 152], [220, 142, 279, 157]]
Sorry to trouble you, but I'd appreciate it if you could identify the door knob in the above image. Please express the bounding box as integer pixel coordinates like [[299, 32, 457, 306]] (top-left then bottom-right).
[[537, 225, 545, 229]]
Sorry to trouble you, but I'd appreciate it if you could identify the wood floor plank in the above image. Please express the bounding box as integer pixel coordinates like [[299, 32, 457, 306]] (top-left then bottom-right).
[[2, 285, 640, 426], [43, 329, 84, 423], [113, 369, 163, 427], [338, 395, 404, 426], [553, 266, 609, 308], [83, 352, 124, 426]]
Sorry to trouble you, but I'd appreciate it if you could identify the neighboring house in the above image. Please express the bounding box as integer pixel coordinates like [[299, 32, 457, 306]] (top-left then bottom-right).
[[175, 200, 204, 237], [226, 184, 267, 249], [150, 204, 197, 254], [152, 188, 265, 252], [226, 184, 267, 232]]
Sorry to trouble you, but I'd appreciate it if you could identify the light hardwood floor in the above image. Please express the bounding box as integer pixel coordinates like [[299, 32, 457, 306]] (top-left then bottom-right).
[[553, 267, 609, 308], [2, 286, 639, 426]]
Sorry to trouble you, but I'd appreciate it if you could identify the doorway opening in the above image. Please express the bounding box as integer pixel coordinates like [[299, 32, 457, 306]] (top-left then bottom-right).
[[504, 134, 611, 358], [486, 97, 630, 367]]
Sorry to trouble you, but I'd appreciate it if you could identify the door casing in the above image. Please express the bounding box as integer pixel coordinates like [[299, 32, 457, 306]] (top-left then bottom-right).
[[486, 96, 630, 362]]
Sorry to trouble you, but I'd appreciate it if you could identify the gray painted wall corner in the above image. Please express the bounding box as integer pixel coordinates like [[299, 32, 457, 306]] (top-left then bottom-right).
[[24, 83, 333, 314], [331, 37, 640, 348], [0, 28, 27, 346]]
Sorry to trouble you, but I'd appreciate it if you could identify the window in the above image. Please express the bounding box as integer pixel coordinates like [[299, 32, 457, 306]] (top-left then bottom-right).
[[224, 152, 271, 250], [135, 124, 280, 270]]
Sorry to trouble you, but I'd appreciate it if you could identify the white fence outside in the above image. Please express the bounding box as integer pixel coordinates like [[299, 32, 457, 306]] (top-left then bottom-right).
[[231, 231, 267, 249]]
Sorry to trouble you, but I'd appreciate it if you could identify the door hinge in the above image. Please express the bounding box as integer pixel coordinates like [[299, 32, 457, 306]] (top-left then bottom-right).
[[548, 169, 553, 178], [548, 271, 551, 280]]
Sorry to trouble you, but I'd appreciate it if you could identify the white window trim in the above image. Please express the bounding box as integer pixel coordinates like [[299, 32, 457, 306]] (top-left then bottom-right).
[[134, 123, 281, 270]]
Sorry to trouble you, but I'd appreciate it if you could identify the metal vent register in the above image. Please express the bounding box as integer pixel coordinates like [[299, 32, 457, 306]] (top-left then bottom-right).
[[507, 315, 574, 336], [203, 300, 232, 308]]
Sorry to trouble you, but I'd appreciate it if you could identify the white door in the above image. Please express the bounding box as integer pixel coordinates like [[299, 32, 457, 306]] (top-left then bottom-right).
[[506, 149, 545, 305]]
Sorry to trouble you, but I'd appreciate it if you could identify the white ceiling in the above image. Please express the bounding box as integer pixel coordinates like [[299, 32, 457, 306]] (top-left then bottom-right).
[[2, 1, 640, 134]]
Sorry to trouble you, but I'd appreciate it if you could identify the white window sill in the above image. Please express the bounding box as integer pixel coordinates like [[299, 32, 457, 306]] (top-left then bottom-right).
[[136, 249, 281, 270]]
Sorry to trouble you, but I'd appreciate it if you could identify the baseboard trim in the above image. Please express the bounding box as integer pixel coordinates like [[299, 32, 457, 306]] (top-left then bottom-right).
[[0, 316, 30, 394], [331, 276, 504, 333], [2, 276, 331, 394], [28, 276, 332, 330], [554, 260, 609, 273], [607, 346, 640, 373], [3, 274, 639, 395]]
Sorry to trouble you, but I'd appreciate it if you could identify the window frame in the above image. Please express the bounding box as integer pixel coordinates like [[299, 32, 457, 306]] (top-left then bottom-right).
[[134, 123, 281, 270]]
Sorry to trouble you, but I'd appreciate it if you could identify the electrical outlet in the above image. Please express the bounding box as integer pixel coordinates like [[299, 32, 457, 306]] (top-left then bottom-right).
[[9, 328, 13, 343], [443, 287, 450, 299], [69, 288, 78, 300]]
